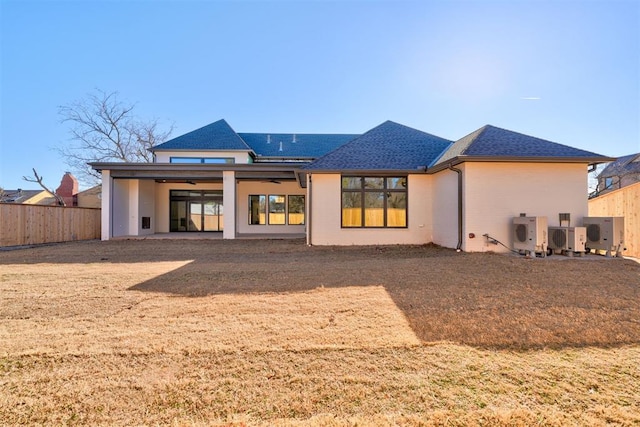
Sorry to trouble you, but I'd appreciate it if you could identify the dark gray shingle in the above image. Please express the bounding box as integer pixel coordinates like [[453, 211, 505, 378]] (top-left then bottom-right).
[[304, 121, 453, 171], [152, 119, 252, 151]]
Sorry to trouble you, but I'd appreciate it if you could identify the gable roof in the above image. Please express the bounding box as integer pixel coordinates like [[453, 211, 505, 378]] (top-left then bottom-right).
[[152, 119, 252, 152], [238, 133, 358, 158], [599, 153, 640, 177], [431, 125, 612, 171], [304, 121, 453, 171]]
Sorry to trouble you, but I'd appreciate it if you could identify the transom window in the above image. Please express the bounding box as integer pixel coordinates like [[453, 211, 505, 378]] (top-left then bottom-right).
[[249, 194, 305, 225], [341, 176, 407, 228], [170, 157, 235, 164]]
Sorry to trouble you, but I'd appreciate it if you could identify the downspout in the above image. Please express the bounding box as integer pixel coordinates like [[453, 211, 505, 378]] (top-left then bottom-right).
[[307, 174, 313, 245], [448, 164, 463, 252]]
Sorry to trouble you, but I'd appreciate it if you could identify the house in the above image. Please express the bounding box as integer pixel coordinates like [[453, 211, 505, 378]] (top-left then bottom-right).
[[593, 153, 640, 197], [0, 189, 55, 205], [90, 119, 612, 252], [0, 172, 93, 207]]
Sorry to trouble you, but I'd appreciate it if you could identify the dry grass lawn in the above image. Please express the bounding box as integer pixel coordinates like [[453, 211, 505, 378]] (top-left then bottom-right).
[[1, 239, 639, 426]]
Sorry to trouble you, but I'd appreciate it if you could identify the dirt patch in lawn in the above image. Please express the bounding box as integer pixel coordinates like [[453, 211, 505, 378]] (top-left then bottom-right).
[[1, 239, 639, 425]]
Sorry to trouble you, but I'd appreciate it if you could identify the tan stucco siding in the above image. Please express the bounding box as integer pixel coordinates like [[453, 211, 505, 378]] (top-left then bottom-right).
[[154, 150, 253, 164], [431, 169, 460, 249], [460, 162, 589, 252], [308, 173, 433, 246], [236, 181, 306, 235], [112, 179, 131, 237]]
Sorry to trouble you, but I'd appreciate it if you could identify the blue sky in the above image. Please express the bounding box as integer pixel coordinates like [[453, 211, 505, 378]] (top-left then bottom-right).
[[1, 0, 639, 190]]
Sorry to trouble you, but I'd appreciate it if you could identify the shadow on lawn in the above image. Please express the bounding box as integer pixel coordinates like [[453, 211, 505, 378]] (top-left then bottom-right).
[[3, 239, 640, 350], [123, 240, 640, 351]]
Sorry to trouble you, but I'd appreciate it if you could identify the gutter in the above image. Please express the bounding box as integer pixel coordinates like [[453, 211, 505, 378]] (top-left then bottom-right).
[[448, 164, 463, 252], [307, 174, 313, 246]]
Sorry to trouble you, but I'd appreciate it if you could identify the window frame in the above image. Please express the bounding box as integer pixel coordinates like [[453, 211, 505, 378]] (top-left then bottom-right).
[[248, 194, 305, 226], [341, 176, 408, 229], [170, 157, 235, 164]]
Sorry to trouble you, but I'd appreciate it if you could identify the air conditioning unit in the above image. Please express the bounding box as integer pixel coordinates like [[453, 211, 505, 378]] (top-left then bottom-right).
[[582, 217, 625, 256], [548, 226, 586, 255], [513, 216, 548, 256]]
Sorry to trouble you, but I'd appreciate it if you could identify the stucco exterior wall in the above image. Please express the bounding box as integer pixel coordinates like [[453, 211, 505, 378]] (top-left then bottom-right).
[[154, 182, 223, 233], [431, 169, 460, 249], [137, 180, 155, 236], [308, 173, 433, 246], [459, 162, 589, 252], [154, 150, 253, 164], [112, 179, 131, 237], [236, 181, 306, 235]]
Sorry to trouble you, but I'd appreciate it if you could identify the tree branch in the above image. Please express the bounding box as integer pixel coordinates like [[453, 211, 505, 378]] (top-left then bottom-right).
[[23, 169, 66, 206]]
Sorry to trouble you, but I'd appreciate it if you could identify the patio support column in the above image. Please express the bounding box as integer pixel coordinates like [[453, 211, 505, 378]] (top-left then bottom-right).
[[101, 170, 112, 240], [223, 170, 236, 239]]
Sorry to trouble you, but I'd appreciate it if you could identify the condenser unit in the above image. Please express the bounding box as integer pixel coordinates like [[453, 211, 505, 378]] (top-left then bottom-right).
[[513, 216, 548, 256], [548, 226, 586, 255], [582, 217, 625, 256]]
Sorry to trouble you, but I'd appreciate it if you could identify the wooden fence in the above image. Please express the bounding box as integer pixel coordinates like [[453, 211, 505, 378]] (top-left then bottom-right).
[[588, 182, 639, 258], [0, 204, 101, 247]]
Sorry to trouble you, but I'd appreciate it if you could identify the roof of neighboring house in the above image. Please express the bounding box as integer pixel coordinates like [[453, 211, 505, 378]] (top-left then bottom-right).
[[304, 121, 453, 171], [599, 153, 640, 177], [1, 189, 60, 205], [238, 133, 358, 158], [0, 189, 50, 204], [152, 119, 252, 152], [432, 125, 611, 170]]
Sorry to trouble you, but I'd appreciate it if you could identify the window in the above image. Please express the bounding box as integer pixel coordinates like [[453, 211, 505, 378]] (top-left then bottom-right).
[[605, 177, 614, 189], [341, 176, 407, 228], [170, 157, 235, 164], [249, 194, 305, 225], [288, 195, 305, 225], [268, 195, 286, 225], [249, 195, 266, 225]]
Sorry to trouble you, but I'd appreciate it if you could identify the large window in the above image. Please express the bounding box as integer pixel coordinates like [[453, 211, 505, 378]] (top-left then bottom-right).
[[269, 195, 286, 225], [249, 194, 305, 225], [288, 195, 305, 225], [341, 176, 407, 228]]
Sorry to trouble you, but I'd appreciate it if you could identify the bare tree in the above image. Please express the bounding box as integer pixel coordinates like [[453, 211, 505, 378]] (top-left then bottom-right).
[[23, 168, 66, 206], [58, 90, 173, 185]]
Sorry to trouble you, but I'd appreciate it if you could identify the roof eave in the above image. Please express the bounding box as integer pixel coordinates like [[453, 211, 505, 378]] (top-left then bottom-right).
[[304, 168, 429, 175], [150, 147, 255, 153], [427, 155, 616, 174]]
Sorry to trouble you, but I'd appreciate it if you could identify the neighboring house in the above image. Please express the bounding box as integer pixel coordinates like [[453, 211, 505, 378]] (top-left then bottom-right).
[[76, 185, 102, 208], [0, 172, 101, 207], [90, 119, 612, 252], [0, 189, 56, 205], [593, 153, 640, 197]]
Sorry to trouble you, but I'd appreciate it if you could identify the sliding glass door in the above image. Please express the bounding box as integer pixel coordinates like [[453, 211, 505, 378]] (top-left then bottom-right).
[[170, 190, 223, 232]]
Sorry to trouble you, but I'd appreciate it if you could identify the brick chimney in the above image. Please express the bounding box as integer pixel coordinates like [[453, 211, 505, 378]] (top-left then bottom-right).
[[56, 172, 79, 206]]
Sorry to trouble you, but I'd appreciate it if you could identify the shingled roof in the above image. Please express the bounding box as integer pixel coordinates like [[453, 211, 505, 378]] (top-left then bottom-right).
[[152, 119, 252, 152], [431, 125, 611, 170], [304, 121, 453, 171], [238, 133, 357, 158], [599, 153, 640, 177]]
